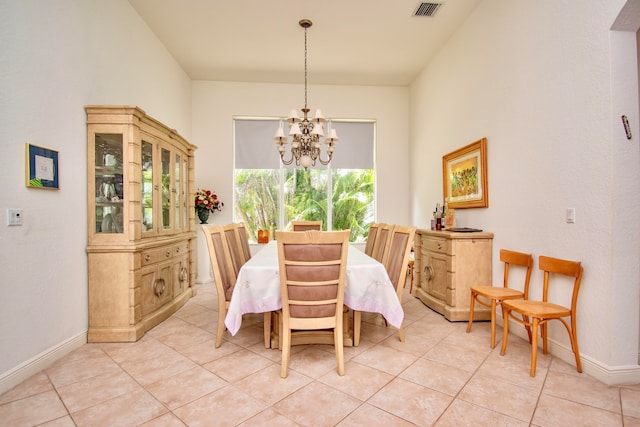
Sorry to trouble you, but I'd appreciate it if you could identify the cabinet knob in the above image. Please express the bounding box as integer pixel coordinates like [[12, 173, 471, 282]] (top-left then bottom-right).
[[145, 254, 151, 262], [153, 278, 166, 297], [165, 250, 171, 258], [424, 266, 434, 281], [179, 266, 188, 282]]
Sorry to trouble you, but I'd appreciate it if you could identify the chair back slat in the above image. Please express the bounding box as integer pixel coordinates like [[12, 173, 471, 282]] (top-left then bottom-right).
[[364, 222, 379, 256], [223, 223, 245, 275], [235, 222, 252, 263], [383, 225, 417, 300], [203, 225, 236, 302], [291, 220, 323, 231], [371, 223, 395, 263]]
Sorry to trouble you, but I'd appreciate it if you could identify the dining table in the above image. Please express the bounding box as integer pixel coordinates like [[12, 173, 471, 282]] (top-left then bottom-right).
[[224, 240, 404, 347]]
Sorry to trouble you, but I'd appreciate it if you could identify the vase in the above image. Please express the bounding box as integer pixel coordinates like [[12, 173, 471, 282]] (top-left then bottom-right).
[[197, 209, 210, 224]]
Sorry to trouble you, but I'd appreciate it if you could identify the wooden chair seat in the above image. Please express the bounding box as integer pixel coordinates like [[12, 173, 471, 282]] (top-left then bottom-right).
[[467, 249, 533, 349], [500, 255, 584, 377]]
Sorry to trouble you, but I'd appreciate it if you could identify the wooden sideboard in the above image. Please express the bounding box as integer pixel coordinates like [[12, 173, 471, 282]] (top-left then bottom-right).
[[412, 229, 493, 321]]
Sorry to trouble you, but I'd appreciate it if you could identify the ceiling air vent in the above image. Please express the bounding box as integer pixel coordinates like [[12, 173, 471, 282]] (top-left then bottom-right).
[[413, 2, 443, 17]]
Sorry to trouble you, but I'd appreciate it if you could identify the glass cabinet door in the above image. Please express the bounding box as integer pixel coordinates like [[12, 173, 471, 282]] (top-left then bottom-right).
[[141, 141, 154, 233], [161, 147, 171, 230], [94, 133, 124, 234], [175, 152, 182, 231]]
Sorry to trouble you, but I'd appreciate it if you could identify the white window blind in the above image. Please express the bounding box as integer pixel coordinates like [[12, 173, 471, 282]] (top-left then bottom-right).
[[234, 118, 374, 169]]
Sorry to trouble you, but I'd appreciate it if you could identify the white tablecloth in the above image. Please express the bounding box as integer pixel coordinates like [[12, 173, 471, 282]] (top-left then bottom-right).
[[224, 240, 404, 335]]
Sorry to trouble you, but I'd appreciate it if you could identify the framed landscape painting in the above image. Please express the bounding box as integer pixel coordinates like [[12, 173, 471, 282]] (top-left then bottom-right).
[[442, 138, 488, 209]]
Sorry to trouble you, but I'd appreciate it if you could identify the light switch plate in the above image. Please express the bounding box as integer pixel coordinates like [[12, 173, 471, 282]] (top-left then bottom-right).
[[566, 208, 575, 224], [7, 208, 23, 226]]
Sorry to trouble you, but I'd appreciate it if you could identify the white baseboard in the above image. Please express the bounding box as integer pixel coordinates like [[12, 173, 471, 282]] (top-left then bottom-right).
[[0, 331, 87, 396], [502, 320, 640, 386]]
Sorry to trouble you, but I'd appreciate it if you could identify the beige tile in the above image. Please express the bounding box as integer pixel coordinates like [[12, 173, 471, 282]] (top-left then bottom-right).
[[318, 360, 394, 401], [146, 365, 227, 409], [56, 369, 142, 412], [119, 349, 198, 386], [337, 403, 415, 426], [234, 364, 311, 405], [476, 349, 547, 391], [625, 415, 640, 427], [238, 408, 300, 426], [399, 357, 471, 396], [543, 369, 621, 413], [70, 388, 168, 427], [180, 338, 243, 365], [457, 374, 538, 422], [0, 371, 53, 404], [0, 390, 68, 427], [379, 328, 435, 357], [352, 343, 418, 376], [203, 348, 274, 382], [368, 377, 452, 426], [423, 341, 488, 373], [46, 352, 122, 388], [357, 321, 397, 344], [435, 398, 529, 426], [138, 412, 189, 426], [100, 336, 174, 364], [621, 386, 640, 419], [224, 324, 268, 348], [38, 415, 77, 426], [273, 381, 362, 427], [155, 324, 215, 352], [285, 345, 343, 379], [532, 393, 623, 426], [172, 384, 267, 427]]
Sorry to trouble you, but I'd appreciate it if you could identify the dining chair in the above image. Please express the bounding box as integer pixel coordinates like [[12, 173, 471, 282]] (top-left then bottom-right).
[[466, 249, 534, 348], [370, 223, 394, 263], [291, 220, 323, 231], [223, 223, 245, 275], [363, 222, 379, 257], [353, 225, 415, 346], [234, 222, 252, 264], [500, 255, 584, 376], [276, 229, 350, 378], [202, 225, 237, 348]]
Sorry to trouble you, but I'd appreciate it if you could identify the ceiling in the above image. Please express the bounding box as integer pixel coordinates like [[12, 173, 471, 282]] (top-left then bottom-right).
[[128, 0, 481, 87]]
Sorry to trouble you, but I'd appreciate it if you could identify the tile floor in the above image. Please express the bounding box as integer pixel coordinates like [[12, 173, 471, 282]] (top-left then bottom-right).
[[1, 281, 639, 427]]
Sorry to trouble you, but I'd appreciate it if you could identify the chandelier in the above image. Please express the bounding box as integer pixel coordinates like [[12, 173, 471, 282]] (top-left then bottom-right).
[[274, 19, 338, 169]]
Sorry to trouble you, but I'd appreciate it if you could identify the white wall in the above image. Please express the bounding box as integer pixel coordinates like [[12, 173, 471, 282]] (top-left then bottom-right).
[[0, 0, 191, 393], [410, 0, 640, 384]]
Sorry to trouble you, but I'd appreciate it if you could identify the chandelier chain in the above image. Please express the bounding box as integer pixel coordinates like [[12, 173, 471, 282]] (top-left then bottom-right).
[[304, 25, 308, 110]]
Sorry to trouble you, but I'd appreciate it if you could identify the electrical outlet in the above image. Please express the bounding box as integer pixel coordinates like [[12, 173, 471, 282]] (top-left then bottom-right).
[[7, 208, 23, 226]]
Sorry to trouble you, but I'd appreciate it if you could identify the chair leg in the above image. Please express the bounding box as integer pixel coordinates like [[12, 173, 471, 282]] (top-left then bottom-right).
[[215, 312, 225, 348], [335, 320, 345, 376], [466, 291, 476, 333], [398, 325, 405, 342], [353, 310, 361, 346], [490, 299, 497, 348], [500, 307, 509, 356], [281, 326, 291, 378], [530, 318, 539, 377], [263, 312, 271, 349]]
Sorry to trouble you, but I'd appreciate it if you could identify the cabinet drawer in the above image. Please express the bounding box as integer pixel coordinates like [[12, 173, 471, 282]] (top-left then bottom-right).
[[141, 247, 173, 266], [422, 236, 450, 254], [172, 241, 189, 257]]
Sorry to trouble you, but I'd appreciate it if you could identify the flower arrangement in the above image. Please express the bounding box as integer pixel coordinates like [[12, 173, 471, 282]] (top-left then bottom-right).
[[195, 189, 223, 213]]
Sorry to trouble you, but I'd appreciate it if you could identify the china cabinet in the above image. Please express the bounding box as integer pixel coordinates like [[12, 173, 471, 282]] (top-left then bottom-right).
[[413, 229, 493, 321], [86, 106, 197, 342]]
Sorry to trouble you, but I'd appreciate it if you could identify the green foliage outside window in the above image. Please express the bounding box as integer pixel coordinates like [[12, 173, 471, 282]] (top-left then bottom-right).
[[234, 168, 374, 243]]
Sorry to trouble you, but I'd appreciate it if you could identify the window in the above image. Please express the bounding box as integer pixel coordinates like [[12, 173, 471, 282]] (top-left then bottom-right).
[[234, 118, 375, 242]]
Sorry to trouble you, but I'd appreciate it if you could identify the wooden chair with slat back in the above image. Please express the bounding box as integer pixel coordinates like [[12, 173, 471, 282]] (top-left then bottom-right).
[[291, 220, 323, 231], [223, 223, 245, 275], [202, 225, 237, 348], [467, 249, 534, 348], [500, 255, 584, 377], [363, 222, 379, 257], [353, 225, 416, 346], [370, 223, 395, 263], [234, 222, 252, 264], [276, 230, 350, 378]]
